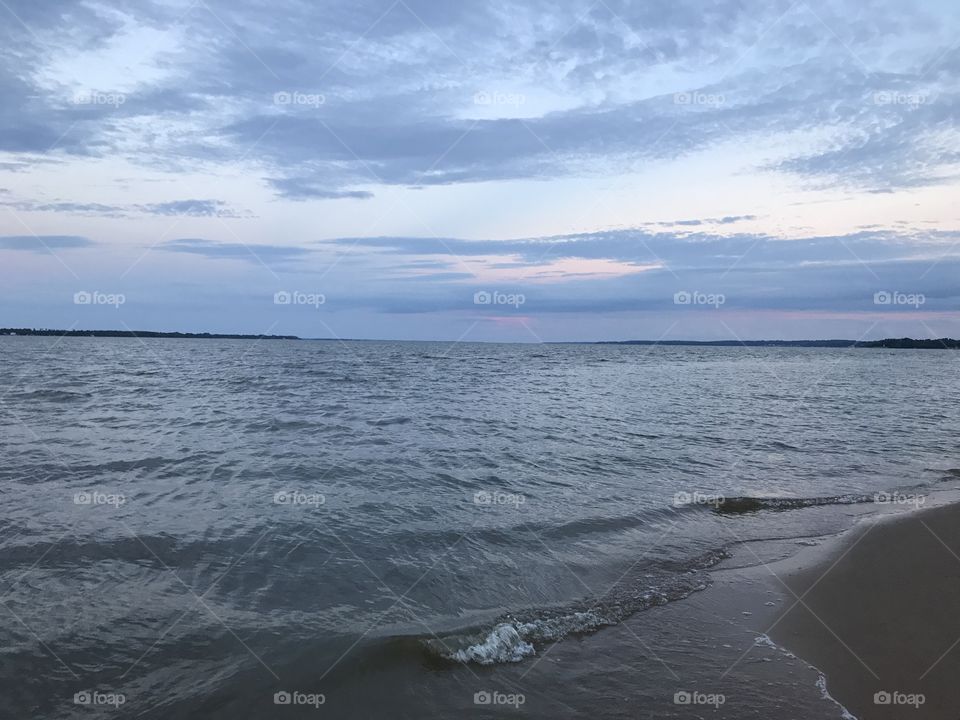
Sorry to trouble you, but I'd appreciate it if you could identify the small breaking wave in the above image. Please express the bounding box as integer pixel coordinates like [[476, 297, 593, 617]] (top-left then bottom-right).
[[426, 548, 731, 665], [712, 494, 876, 514]]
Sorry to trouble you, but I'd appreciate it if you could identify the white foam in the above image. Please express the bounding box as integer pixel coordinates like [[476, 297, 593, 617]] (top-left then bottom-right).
[[754, 635, 857, 719], [449, 623, 535, 665], [816, 674, 858, 720]]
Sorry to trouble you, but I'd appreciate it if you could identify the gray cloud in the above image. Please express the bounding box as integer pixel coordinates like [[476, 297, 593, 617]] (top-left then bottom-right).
[[267, 178, 374, 201], [137, 200, 241, 217], [307, 226, 960, 316], [0, 195, 243, 217], [1, 0, 957, 195], [158, 238, 313, 264], [0, 235, 94, 252], [322, 227, 960, 268]]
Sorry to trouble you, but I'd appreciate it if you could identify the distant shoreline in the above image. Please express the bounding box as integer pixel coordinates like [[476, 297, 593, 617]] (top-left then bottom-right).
[[595, 338, 960, 349], [0, 328, 299, 340], [2, 330, 958, 348]]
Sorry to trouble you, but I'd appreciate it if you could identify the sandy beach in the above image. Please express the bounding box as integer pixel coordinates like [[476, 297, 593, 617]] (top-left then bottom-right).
[[771, 502, 960, 719]]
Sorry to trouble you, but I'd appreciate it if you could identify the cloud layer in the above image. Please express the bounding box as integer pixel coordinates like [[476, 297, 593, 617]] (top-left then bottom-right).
[[1, 0, 959, 339]]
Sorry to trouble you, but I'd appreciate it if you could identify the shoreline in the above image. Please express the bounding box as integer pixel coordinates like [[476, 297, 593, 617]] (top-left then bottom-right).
[[767, 500, 960, 719], [3, 331, 959, 348]]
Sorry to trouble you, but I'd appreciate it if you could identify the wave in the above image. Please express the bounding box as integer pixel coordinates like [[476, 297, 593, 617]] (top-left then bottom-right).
[[367, 416, 413, 427], [11, 389, 92, 402], [424, 547, 731, 665], [712, 494, 877, 514]]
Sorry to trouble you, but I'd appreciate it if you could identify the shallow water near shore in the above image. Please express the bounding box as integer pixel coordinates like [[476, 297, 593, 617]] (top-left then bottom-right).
[[1, 337, 958, 718]]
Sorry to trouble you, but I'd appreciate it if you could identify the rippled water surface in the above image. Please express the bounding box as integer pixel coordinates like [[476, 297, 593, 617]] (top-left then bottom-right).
[[1, 337, 958, 718]]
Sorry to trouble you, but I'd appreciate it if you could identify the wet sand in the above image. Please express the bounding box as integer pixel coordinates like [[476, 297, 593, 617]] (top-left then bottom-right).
[[771, 502, 960, 719]]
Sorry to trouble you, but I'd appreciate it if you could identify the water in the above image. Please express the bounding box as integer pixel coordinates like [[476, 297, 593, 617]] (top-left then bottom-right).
[[1, 337, 957, 718]]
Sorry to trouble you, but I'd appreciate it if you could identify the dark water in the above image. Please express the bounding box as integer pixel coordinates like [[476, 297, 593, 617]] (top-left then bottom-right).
[[1, 337, 958, 718]]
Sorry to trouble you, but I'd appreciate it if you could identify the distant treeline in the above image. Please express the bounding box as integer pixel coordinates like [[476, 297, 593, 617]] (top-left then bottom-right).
[[598, 338, 960, 349], [1, 328, 299, 340], [856, 338, 960, 349]]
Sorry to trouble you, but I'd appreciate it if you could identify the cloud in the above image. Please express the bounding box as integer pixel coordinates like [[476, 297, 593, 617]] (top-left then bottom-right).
[[0, 195, 242, 217], [137, 199, 241, 217], [1, 0, 957, 196], [158, 237, 313, 264], [2, 200, 125, 216], [0, 235, 94, 252], [308, 225, 960, 316], [267, 178, 374, 201], [3, 0, 960, 341]]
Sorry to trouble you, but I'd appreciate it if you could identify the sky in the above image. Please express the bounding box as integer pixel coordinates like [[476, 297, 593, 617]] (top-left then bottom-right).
[[1, 0, 959, 342]]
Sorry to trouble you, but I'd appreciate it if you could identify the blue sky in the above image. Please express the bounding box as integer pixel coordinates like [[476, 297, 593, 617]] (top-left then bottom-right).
[[1, 0, 959, 341]]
